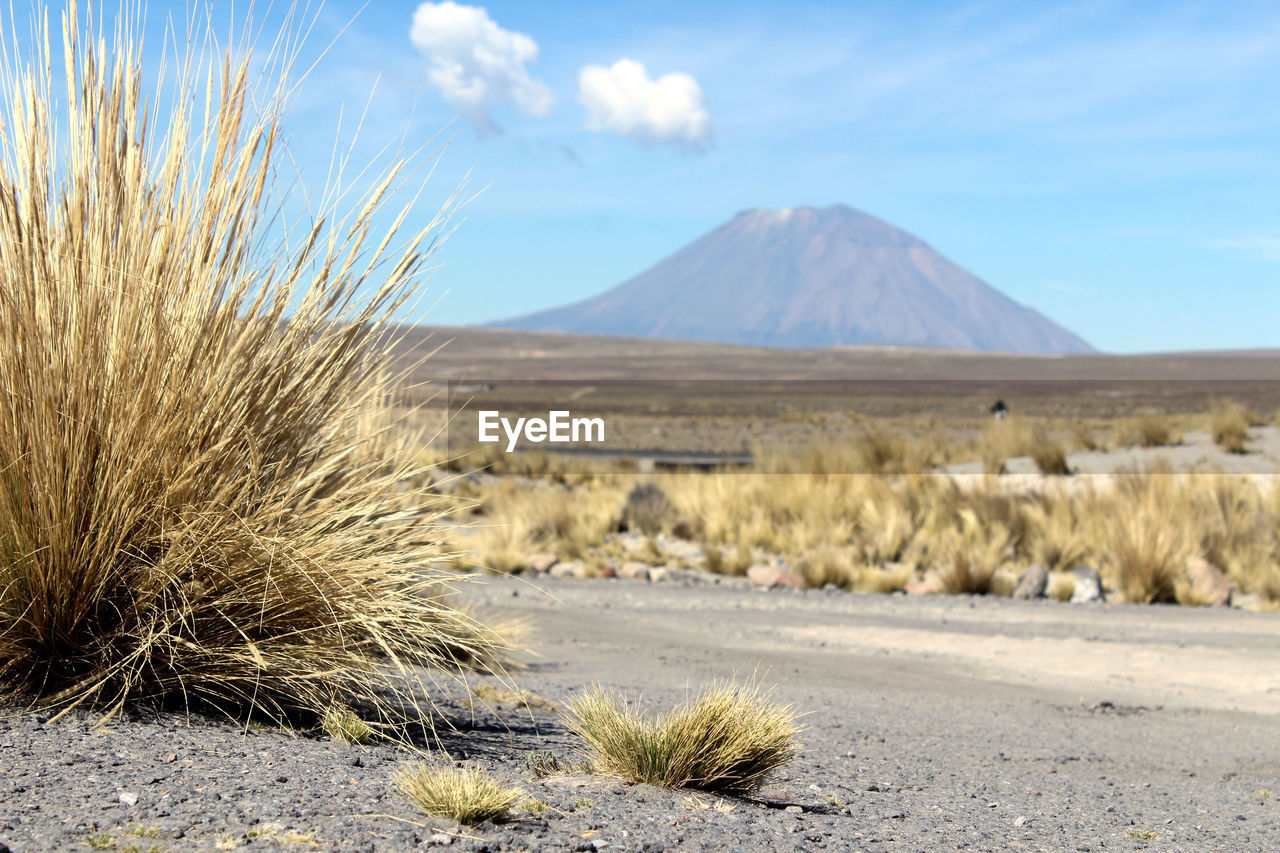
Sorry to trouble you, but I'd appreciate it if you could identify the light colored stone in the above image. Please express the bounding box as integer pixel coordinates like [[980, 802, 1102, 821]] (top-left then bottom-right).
[[1012, 563, 1048, 599], [1070, 567, 1105, 603], [618, 561, 651, 581], [118, 791, 138, 806], [528, 552, 558, 573], [747, 563, 784, 588], [747, 563, 804, 589], [1186, 557, 1231, 606], [549, 561, 584, 579]]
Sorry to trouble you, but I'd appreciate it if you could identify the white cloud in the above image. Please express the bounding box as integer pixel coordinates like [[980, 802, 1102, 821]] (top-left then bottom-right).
[[577, 59, 711, 150], [409, 2, 554, 132]]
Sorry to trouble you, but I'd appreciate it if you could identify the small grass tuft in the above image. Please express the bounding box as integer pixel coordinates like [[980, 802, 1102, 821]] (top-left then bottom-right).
[[471, 683, 559, 711], [392, 765, 523, 825], [524, 751, 563, 778], [519, 798, 551, 815], [562, 681, 800, 795], [1125, 828, 1160, 840], [321, 707, 375, 745], [86, 834, 114, 850]]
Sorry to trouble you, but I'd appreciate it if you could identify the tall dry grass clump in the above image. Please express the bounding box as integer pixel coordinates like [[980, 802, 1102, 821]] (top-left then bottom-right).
[[0, 2, 512, 723], [1209, 401, 1254, 454]]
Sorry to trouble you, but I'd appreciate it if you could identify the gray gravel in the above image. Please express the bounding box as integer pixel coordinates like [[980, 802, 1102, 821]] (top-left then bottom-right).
[[2, 575, 1278, 852]]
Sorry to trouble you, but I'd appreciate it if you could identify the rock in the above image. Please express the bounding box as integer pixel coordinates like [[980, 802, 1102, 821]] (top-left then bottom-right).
[[904, 580, 935, 595], [1012, 563, 1048, 599], [648, 566, 671, 583], [778, 570, 806, 589], [618, 562, 651, 581], [655, 533, 705, 564], [549, 561, 585, 579], [747, 564, 784, 588], [619, 482, 671, 534], [596, 566, 616, 579], [528, 552, 559, 573], [1069, 567, 1105, 603], [1185, 557, 1231, 606], [118, 791, 138, 806], [747, 563, 804, 589], [671, 519, 695, 540], [1231, 591, 1263, 611]]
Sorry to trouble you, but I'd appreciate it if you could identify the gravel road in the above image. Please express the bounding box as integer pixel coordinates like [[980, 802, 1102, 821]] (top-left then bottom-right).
[[3, 574, 1278, 852]]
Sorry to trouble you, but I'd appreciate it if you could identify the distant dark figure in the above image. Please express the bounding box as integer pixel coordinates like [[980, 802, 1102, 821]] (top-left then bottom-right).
[[990, 399, 1009, 420]]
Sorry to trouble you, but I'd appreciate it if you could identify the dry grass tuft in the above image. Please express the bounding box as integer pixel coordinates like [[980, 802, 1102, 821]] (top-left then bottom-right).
[[1210, 401, 1253, 454], [562, 682, 800, 795], [470, 682, 558, 711], [0, 1, 512, 726], [1101, 478, 1191, 603], [322, 707, 374, 744], [1115, 416, 1179, 448], [392, 765, 522, 825]]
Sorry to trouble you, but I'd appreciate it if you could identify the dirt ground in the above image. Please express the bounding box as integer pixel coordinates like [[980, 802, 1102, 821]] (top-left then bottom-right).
[[3, 573, 1277, 852]]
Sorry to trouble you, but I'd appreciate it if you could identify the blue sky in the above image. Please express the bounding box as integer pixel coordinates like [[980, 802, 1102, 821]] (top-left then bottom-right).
[[26, 1, 1280, 352]]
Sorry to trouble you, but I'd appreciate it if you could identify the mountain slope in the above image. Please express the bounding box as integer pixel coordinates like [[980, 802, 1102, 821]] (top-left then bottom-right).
[[489, 205, 1094, 354]]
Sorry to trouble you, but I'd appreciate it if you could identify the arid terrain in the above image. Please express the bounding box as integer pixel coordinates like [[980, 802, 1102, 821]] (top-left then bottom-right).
[[4, 573, 1278, 852], [7, 327, 1280, 852]]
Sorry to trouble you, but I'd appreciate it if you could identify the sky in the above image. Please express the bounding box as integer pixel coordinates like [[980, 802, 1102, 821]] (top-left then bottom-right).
[[15, 1, 1280, 353]]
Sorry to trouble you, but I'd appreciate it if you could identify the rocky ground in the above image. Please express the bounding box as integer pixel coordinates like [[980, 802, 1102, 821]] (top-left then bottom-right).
[[2, 573, 1278, 852]]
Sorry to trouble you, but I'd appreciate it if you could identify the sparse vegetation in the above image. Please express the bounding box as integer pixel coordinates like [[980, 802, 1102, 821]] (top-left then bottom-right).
[[1125, 828, 1161, 840], [0, 1, 513, 724], [1115, 415, 1179, 448], [524, 751, 564, 778], [520, 798, 551, 815], [392, 765, 523, 825], [471, 683, 558, 711], [431, 405, 1280, 609], [562, 681, 800, 795], [322, 707, 375, 745], [1210, 401, 1254, 453]]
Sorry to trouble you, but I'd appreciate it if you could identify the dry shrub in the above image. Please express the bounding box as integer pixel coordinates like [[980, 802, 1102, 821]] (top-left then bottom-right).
[[1115, 416, 1178, 448], [393, 765, 522, 825], [1026, 426, 1071, 475], [472, 480, 622, 569], [0, 1, 511, 723], [620, 481, 672, 534], [1100, 477, 1192, 603], [796, 547, 856, 588], [975, 418, 1069, 475], [923, 508, 1015, 595], [563, 682, 800, 795], [1023, 494, 1093, 572], [1209, 402, 1252, 454]]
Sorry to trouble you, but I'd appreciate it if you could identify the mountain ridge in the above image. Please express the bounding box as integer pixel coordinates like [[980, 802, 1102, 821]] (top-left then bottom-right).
[[489, 204, 1094, 354]]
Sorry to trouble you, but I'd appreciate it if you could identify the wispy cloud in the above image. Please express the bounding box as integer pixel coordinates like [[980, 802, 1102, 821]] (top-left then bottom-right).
[[409, 1, 554, 133], [1207, 236, 1280, 261]]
